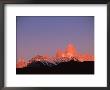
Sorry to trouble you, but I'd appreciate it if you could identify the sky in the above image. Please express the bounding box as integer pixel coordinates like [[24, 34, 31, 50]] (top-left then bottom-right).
[[16, 16, 94, 61]]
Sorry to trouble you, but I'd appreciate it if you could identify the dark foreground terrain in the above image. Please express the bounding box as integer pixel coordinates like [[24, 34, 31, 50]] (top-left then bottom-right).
[[16, 60, 94, 74]]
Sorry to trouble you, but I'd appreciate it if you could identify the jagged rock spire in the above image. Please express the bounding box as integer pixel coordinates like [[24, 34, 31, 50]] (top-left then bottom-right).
[[65, 43, 77, 58], [56, 48, 63, 58]]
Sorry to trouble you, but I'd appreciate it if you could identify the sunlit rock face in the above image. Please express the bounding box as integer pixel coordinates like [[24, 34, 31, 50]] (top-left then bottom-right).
[[65, 43, 77, 58], [16, 58, 27, 68], [55, 43, 94, 61], [28, 55, 50, 63], [56, 44, 77, 58], [56, 49, 65, 58], [75, 53, 94, 62], [79, 54, 94, 61]]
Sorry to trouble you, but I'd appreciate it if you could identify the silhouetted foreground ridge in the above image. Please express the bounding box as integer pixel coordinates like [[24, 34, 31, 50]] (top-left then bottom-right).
[[16, 59, 94, 74]]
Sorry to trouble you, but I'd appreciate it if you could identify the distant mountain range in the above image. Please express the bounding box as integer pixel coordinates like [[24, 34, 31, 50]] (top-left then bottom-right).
[[16, 43, 94, 74], [16, 58, 94, 74], [16, 55, 83, 68]]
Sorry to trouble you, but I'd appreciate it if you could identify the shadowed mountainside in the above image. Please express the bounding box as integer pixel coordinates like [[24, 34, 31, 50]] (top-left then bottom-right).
[[16, 60, 94, 74]]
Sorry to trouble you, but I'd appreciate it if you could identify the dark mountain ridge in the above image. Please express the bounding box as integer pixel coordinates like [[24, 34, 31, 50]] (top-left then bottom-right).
[[16, 59, 94, 74]]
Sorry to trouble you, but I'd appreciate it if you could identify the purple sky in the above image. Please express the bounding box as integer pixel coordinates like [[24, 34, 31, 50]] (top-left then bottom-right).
[[16, 16, 94, 60]]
